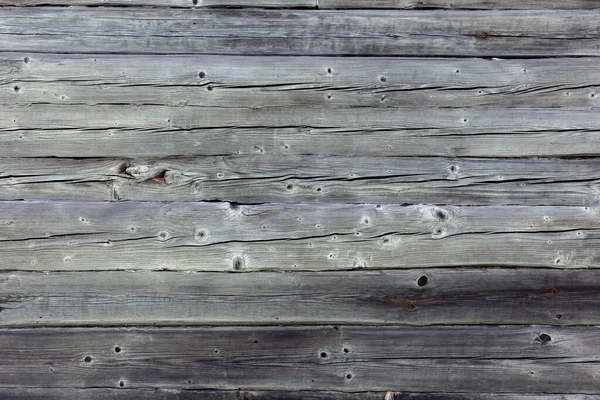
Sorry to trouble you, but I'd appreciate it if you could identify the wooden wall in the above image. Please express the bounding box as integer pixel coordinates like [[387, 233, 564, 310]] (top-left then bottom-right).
[[2, 0, 600, 398]]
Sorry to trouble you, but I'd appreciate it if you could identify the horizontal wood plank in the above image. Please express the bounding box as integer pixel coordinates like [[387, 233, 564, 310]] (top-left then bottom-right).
[[1, 268, 599, 325], [1, 8, 600, 56], [0, 389, 598, 400], [0, 202, 599, 271], [1, 156, 600, 205], [4, 54, 600, 109], [0, 326, 599, 392], [3, 0, 600, 9], [3, 105, 600, 158]]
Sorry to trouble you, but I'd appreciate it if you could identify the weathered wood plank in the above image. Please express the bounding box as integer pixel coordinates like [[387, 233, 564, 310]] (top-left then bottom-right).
[[4, 54, 600, 109], [3, 105, 600, 158], [0, 202, 599, 270], [0, 389, 598, 400], [3, 0, 600, 9], [0, 326, 599, 392], [2, 201, 599, 244], [1, 268, 599, 325], [2, 8, 600, 56], [200, 0, 600, 8], [1, 156, 600, 205]]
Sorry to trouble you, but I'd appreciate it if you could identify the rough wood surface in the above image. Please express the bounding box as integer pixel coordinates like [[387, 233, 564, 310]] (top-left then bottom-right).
[[4, 105, 600, 158], [1, 389, 599, 400], [3, 0, 600, 397], [0, 202, 598, 271], [2, 8, 600, 56], [1, 156, 600, 205], [3, 0, 600, 9], [4, 54, 600, 109], [0, 326, 599, 393], [0, 268, 599, 325]]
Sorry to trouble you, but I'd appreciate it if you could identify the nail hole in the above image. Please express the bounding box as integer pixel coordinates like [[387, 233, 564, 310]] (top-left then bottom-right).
[[13, 86, 20, 93], [84, 356, 93, 363], [380, 76, 387, 82], [538, 333, 551, 343], [286, 184, 294, 190], [320, 352, 328, 358], [207, 85, 213, 91], [198, 71, 205, 78], [316, 187, 322, 192], [192, 0, 198, 4], [327, 68, 332, 74], [114, 346, 121, 353], [233, 258, 243, 271], [556, 314, 563, 319], [417, 275, 429, 287], [346, 373, 353, 380], [343, 348, 350, 353], [119, 381, 125, 388], [450, 165, 458, 173], [23, 57, 30, 64]]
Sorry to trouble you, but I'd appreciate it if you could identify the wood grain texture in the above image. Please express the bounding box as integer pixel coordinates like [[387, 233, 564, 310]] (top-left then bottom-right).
[[1, 8, 600, 56], [0, 326, 599, 392], [1, 156, 600, 205], [4, 54, 600, 109], [1, 390, 599, 400], [3, 0, 600, 9], [1, 268, 599, 325], [1, 202, 599, 271], [3, 105, 600, 158]]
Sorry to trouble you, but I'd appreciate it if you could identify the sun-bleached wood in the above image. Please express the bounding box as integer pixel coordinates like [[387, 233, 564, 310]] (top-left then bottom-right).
[[3, 0, 600, 8], [2, 8, 600, 56], [3, 105, 600, 158], [3, 54, 600, 109], [1, 156, 600, 206], [0, 202, 598, 271]]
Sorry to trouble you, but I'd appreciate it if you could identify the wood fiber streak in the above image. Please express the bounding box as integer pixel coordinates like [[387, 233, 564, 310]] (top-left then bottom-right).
[[0, 269, 599, 325], [3, 54, 600, 109], [0, 327, 598, 393], [1, 8, 600, 56], [0, 202, 599, 271], [3, 105, 600, 158]]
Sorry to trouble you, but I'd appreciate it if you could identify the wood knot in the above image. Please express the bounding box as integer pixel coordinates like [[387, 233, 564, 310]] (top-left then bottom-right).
[[474, 31, 490, 40], [537, 333, 551, 345], [117, 162, 133, 178], [549, 287, 559, 295], [150, 170, 168, 184]]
